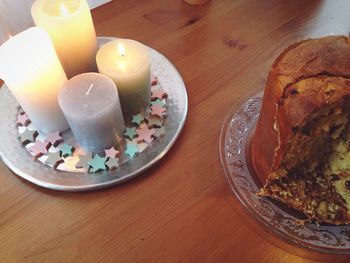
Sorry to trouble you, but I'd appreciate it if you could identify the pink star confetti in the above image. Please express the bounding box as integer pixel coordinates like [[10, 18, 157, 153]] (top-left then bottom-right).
[[151, 77, 158, 86], [16, 113, 31, 127], [151, 105, 166, 118], [151, 88, 167, 100], [105, 146, 120, 158], [29, 140, 50, 159], [137, 126, 155, 144], [45, 131, 63, 147]]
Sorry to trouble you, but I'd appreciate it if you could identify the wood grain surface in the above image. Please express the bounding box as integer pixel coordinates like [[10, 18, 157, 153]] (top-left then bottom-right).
[[1, 0, 350, 262]]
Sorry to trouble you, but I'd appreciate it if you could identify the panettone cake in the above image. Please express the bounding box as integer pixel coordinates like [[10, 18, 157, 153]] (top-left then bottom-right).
[[251, 36, 350, 224]]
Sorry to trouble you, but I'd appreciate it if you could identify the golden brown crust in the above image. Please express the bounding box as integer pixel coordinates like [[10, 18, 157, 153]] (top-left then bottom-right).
[[251, 36, 350, 182], [283, 76, 350, 127]]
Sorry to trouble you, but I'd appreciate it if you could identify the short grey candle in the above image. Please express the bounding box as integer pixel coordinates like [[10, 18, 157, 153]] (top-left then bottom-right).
[[58, 73, 125, 153]]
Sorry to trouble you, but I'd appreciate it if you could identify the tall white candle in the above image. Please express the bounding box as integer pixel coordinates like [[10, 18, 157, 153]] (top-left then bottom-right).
[[96, 39, 151, 121], [58, 73, 125, 153], [31, 0, 97, 78], [0, 27, 69, 133]]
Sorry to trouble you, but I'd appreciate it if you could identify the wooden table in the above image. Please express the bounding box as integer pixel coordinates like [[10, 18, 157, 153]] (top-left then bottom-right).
[[1, 0, 350, 262]]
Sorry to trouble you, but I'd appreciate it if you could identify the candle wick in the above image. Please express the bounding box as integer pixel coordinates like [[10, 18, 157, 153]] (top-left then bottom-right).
[[86, 84, 94, 95]]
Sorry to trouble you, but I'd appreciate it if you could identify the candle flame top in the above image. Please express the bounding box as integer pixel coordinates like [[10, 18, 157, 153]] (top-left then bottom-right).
[[118, 42, 126, 58], [60, 2, 69, 17]]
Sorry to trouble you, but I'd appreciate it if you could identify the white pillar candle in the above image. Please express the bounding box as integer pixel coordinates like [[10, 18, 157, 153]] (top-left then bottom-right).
[[58, 73, 125, 153], [31, 0, 97, 78], [0, 27, 69, 133], [96, 39, 151, 121]]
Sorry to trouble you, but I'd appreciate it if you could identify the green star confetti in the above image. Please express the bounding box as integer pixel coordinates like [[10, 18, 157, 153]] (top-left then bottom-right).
[[61, 143, 75, 157], [45, 151, 64, 169], [124, 127, 138, 140], [16, 76, 170, 174], [88, 154, 107, 173], [131, 114, 144, 126], [153, 127, 166, 138], [106, 157, 119, 170], [19, 128, 38, 145], [125, 142, 139, 158], [150, 99, 166, 108]]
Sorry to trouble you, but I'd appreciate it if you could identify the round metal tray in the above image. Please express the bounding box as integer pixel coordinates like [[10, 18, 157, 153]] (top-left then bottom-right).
[[220, 93, 350, 254], [0, 37, 188, 191]]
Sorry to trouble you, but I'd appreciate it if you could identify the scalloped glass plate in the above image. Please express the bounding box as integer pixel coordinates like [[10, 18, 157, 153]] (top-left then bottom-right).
[[219, 92, 350, 254]]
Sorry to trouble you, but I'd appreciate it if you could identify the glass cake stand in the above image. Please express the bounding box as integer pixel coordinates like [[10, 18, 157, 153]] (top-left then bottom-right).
[[219, 92, 350, 254]]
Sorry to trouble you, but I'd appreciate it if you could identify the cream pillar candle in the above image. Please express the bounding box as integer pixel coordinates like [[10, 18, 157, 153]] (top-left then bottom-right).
[[96, 39, 151, 122], [31, 0, 97, 78], [58, 73, 125, 153], [0, 27, 69, 133]]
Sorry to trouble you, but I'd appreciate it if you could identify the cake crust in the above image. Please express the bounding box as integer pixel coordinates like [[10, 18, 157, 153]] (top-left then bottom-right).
[[252, 36, 350, 182]]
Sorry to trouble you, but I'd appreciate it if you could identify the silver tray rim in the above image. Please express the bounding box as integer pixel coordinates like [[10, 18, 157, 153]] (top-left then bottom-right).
[[0, 36, 188, 192]]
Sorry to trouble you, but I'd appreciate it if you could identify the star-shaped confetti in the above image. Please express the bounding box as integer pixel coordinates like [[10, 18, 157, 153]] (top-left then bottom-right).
[[137, 125, 155, 144], [18, 107, 25, 115], [106, 157, 119, 170], [153, 127, 166, 138], [75, 152, 93, 171], [45, 151, 64, 169], [147, 117, 163, 128], [124, 127, 138, 140], [150, 99, 166, 108], [151, 77, 158, 86], [151, 88, 167, 100], [132, 114, 144, 126], [16, 113, 31, 127], [88, 154, 107, 173], [19, 128, 38, 145], [45, 131, 63, 147], [151, 105, 166, 118], [29, 140, 50, 158], [125, 142, 139, 158], [145, 107, 152, 114], [61, 143, 75, 157], [105, 146, 120, 158]]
